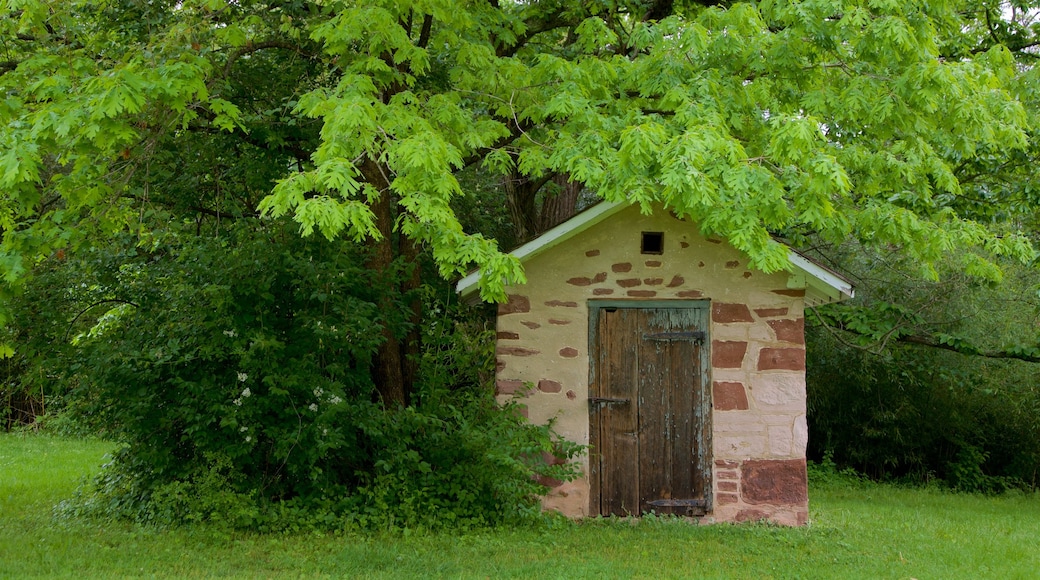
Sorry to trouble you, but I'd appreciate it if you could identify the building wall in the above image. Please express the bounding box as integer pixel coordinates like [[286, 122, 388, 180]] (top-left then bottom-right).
[[495, 205, 809, 525]]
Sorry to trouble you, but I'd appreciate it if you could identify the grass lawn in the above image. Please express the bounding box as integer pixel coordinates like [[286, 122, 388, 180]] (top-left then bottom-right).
[[2, 433, 1038, 578]]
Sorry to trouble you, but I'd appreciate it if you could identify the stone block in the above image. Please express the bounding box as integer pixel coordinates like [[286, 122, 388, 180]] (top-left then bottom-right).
[[757, 347, 805, 371], [712, 341, 748, 368], [754, 307, 790, 318], [497, 346, 540, 357], [498, 294, 530, 314], [497, 331, 520, 340], [741, 459, 808, 505], [712, 303, 755, 323], [749, 373, 806, 408], [793, 415, 808, 455], [716, 493, 739, 505], [768, 425, 793, 456], [768, 318, 805, 344], [538, 379, 562, 393], [678, 290, 704, 298], [617, 278, 641, 287], [627, 290, 657, 297], [612, 262, 632, 272], [713, 381, 749, 411]]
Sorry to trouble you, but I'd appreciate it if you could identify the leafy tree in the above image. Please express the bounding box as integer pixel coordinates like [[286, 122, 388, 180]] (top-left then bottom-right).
[[4, 0, 1040, 410]]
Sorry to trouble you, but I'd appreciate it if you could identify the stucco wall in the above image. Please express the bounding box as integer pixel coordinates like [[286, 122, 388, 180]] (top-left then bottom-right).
[[495, 205, 809, 525]]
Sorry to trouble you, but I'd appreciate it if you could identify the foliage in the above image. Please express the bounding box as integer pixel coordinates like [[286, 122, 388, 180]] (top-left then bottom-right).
[[47, 221, 577, 530], [807, 319, 1040, 492], [3, 0, 1039, 316]]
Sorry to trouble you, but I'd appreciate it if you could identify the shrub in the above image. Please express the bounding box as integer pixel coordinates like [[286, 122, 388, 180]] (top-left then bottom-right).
[[61, 222, 579, 530]]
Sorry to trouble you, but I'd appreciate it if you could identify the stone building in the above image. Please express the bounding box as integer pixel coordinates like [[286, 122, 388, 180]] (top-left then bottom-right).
[[456, 201, 853, 525]]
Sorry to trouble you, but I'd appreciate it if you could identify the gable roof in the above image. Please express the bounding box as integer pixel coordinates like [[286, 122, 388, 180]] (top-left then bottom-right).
[[456, 201, 854, 307]]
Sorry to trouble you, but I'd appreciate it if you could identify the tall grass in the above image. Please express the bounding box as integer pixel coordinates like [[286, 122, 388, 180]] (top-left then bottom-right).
[[2, 433, 1038, 578]]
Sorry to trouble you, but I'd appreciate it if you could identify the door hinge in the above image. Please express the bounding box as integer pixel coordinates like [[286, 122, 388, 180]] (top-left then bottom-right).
[[588, 396, 630, 406], [645, 499, 708, 508], [643, 331, 705, 344]]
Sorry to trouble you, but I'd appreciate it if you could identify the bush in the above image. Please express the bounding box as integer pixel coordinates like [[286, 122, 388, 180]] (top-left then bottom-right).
[[59, 222, 578, 530]]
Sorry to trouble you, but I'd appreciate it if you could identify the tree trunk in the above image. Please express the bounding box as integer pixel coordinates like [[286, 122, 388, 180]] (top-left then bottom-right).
[[539, 175, 581, 231], [360, 157, 415, 408]]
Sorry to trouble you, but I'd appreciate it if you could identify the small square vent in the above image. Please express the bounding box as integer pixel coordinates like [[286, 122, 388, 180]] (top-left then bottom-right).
[[641, 231, 664, 255]]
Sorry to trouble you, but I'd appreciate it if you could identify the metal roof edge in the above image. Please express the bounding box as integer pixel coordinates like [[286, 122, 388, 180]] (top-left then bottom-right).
[[455, 201, 626, 298]]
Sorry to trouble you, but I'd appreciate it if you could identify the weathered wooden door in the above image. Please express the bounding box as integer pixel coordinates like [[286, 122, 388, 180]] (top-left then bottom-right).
[[589, 302, 712, 516]]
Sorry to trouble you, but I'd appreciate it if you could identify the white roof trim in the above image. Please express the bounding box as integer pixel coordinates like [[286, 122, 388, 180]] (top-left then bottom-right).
[[456, 201, 854, 305]]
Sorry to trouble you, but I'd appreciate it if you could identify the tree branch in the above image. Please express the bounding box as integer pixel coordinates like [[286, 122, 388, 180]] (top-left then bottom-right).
[[223, 39, 307, 78]]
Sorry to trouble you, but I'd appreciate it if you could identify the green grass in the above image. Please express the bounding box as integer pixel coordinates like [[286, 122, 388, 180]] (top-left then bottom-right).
[[2, 433, 1038, 578]]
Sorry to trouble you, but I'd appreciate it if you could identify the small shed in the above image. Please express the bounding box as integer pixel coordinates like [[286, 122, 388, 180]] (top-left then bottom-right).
[[456, 201, 853, 525]]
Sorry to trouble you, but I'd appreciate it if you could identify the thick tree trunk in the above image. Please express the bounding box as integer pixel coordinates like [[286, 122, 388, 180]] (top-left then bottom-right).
[[539, 175, 581, 231]]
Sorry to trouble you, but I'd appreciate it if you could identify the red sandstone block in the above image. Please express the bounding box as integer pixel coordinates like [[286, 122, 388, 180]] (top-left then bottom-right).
[[712, 303, 754, 323], [741, 459, 808, 505], [498, 294, 530, 314], [713, 381, 749, 411], [718, 481, 738, 492], [715, 459, 740, 468], [716, 493, 739, 505], [627, 290, 657, 297], [497, 346, 540, 357], [643, 277, 664, 286], [667, 275, 685, 287], [678, 290, 704, 298], [592, 272, 607, 283], [495, 380, 525, 396], [545, 300, 578, 307], [754, 307, 790, 318], [548, 319, 570, 325], [725, 260, 740, 268], [757, 347, 805, 371], [644, 260, 662, 267], [593, 288, 615, 295], [612, 262, 633, 272], [567, 276, 593, 286], [768, 318, 805, 344], [521, 321, 541, 329], [585, 249, 600, 257], [538, 379, 562, 393], [772, 289, 805, 297], [496, 331, 520, 340], [716, 469, 739, 479], [559, 347, 579, 358], [712, 341, 748, 368], [617, 278, 641, 287]]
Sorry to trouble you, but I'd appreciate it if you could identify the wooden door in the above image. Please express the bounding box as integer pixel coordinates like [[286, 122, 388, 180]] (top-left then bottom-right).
[[589, 302, 712, 517]]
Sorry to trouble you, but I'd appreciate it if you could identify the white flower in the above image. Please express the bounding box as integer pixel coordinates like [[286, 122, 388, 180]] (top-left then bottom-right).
[[308, 403, 319, 412], [223, 329, 238, 338], [239, 426, 247, 432], [313, 387, 323, 398], [329, 395, 343, 405], [240, 387, 251, 398], [237, 372, 248, 383], [322, 428, 328, 436], [245, 436, 252, 443], [233, 398, 242, 406]]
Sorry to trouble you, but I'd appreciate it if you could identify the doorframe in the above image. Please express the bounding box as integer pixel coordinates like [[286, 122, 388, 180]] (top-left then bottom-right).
[[587, 299, 714, 517]]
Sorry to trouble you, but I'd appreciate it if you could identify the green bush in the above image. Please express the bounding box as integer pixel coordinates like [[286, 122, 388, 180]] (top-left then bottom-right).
[[57, 222, 578, 530]]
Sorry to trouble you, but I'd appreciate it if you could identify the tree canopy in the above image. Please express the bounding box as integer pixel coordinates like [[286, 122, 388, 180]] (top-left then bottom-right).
[[4, 0, 1040, 400]]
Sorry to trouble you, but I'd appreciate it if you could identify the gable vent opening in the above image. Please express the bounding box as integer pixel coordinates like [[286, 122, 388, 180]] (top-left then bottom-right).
[[641, 231, 664, 255]]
